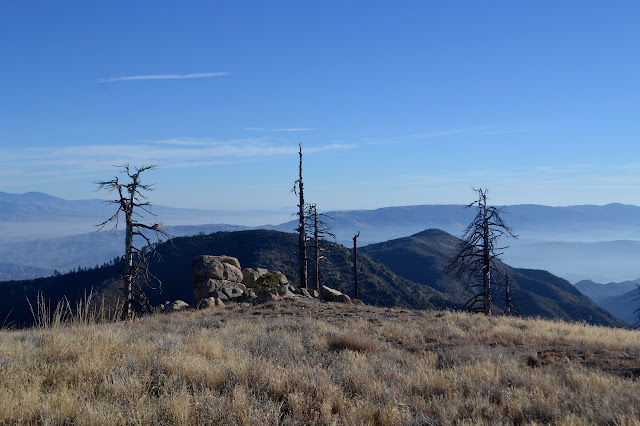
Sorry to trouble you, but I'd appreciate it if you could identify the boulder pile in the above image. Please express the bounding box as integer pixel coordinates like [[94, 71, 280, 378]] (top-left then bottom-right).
[[160, 254, 363, 312], [193, 255, 247, 307]]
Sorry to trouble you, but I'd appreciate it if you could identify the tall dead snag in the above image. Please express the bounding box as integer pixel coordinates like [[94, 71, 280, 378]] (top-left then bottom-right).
[[503, 274, 513, 315], [353, 231, 360, 300], [95, 164, 170, 318], [497, 273, 520, 316], [305, 203, 335, 291], [443, 188, 516, 315], [291, 143, 308, 289], [634, 285, 640, 328]]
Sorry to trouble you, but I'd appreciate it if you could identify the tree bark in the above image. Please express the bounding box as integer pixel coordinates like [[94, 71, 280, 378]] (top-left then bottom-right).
[[297, 145, 308, 290], [123, 213, 133, 318], [313, 207, 319, 291], [482, 194, 491, 315], [353, 232, 360, 300], [505, 275, 512, 315]]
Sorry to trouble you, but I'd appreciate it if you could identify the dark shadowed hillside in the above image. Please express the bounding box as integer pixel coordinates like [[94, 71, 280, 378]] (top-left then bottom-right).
[[139, 230, 451, 309], [600, 287, 640, 326], [361, 229, 626, 327], [0, 229, 625, 328], [0, 230, 453, 327], [0, 263, 122, 327]]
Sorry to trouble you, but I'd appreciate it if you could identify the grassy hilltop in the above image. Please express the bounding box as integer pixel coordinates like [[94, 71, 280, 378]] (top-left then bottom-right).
[[0, 298, 639, 425]]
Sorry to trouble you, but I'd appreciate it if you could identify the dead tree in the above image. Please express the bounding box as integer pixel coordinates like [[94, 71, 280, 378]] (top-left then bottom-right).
[[443, 188, 516, 315], [634, 284, 640, 328], [291, 143, 308, 289], [353, 231, 360, 300], [305, 203, 335, 291], [95, 164, 170, 318], [503, 274, 513, 315], [496, 273, 521, 316]]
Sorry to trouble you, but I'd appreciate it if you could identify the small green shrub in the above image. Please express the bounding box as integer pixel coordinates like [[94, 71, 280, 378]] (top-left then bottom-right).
[[254, 272, 282, 294]]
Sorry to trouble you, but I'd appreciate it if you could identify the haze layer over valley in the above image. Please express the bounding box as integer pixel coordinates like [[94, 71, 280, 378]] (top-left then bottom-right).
[[2, 192, 640, 286]]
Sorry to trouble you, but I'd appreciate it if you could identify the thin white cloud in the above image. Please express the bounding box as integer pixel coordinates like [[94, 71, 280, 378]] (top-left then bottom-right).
[[409, 127, 482, 139], [97, 72, 229, 83], [242, 128, 315, 132], [536, 165, 590, 174], [306, 143, 355, 153], [615, 163, 640, 172], [409, 126, 534, 140], [0, 140, 357, 185], [150, 137, 267, 147]]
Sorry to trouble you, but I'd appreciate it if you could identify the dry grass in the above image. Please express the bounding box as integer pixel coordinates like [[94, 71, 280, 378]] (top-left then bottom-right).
[[0, 298, 639, 425]]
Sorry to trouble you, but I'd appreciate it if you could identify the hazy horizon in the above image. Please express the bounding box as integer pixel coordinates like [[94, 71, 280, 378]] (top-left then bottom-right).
[[5, 190, 640, 213]]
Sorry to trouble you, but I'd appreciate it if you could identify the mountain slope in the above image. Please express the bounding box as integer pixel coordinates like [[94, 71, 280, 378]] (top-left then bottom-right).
[[0, 230, 452, 326], [0, 263, 55, 282], [0, 224, 248, 278], [574, 279, 639, 304], [573, 278, 640, 324], [361, 229, 626, 327], [600, 288, 640, 326]]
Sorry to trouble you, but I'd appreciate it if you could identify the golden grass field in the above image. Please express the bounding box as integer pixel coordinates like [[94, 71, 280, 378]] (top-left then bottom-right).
[[1, 297, 639, 425]]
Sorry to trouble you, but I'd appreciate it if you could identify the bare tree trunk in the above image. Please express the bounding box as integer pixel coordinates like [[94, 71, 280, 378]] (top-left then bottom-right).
[[505, 275, 512, 315], [313, 207, 319, 291], [123, 214, 133, 318], [297, 145, 308, 290], [353, 231, 360, 300], [482, 196, 491, 315]]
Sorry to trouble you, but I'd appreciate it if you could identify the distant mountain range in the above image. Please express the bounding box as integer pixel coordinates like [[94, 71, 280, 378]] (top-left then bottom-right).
[[3, 192, 640, 284], [574, 279, 639, 304], [575, 278, 640, 325], [0, 191, 288, 242], [6, 191, 640, 242], [0, 262, 54, 282], [274, 203, 640, 243], [0, 229, 624, 328]]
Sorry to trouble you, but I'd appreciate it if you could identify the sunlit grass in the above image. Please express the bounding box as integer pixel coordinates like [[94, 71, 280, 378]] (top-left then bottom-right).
[[0, 299, 638, 424]]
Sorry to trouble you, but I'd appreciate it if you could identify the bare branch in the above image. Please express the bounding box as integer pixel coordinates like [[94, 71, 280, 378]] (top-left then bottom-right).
[[95, 164, 168, 318], [443, 187, 517, 315]]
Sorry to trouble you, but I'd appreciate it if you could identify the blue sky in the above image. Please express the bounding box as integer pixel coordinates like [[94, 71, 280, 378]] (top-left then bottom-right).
[[1, 1, 640, 212]]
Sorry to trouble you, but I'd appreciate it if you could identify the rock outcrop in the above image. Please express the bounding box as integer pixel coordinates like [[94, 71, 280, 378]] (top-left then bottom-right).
[[320, 285, 353, 304], [198, 297, 225, 309], [241, 268, 260, 288], [165, 300, 190, 312], [193, 255, 246, 307], [189, 254, 358, 310]]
